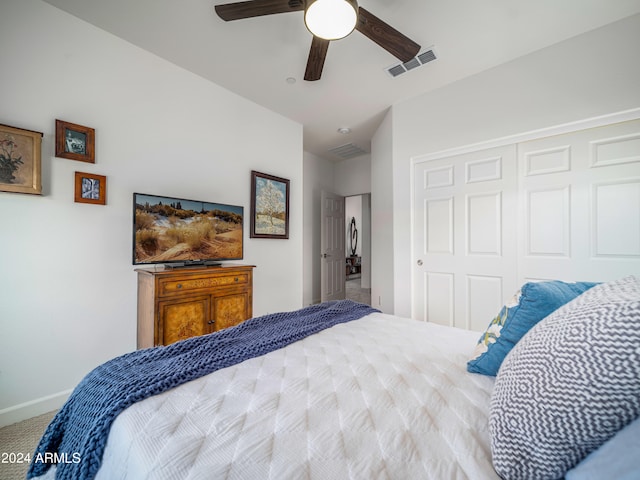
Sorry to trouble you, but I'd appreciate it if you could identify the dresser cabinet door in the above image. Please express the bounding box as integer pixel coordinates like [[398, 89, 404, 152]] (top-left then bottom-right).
[[213, 292, 251, 331], [158, 295, 212, 345]]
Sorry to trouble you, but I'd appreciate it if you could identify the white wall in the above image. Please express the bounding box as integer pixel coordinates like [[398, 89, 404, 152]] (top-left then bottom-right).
[[371, 111, 394, 313], [302, 151, 334, 306], [384, 13, 640, 318], [360, 193, 371, 290], [333, 155, 371, 197], [0, 0, 303, 426]]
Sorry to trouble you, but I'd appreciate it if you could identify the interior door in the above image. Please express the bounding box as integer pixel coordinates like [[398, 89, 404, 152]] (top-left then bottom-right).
[[321, 191, 346, 302], [412, 145, 518, 330]]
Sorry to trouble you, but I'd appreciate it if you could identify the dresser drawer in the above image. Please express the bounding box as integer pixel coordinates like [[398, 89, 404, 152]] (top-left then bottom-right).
[[159, 273, 249, 296]]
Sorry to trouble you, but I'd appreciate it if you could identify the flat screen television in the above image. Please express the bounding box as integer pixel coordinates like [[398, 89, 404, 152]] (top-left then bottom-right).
[[133, 193, 243, 267]]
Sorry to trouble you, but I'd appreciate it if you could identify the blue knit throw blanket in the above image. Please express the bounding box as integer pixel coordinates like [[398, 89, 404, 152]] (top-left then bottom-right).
[[27, 300, 379, 480]]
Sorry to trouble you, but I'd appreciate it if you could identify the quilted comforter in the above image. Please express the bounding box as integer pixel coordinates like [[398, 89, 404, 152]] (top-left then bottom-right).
[[34, 310, 497, 480], [29, 300, 378, 480]]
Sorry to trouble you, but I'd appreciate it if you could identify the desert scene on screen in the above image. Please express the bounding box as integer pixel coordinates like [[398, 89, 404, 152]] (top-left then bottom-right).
[[134, 198, 243, 263]]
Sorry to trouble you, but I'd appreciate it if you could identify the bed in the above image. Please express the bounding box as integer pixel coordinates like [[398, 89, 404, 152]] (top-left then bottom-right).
[[28, 276, 640, 480]]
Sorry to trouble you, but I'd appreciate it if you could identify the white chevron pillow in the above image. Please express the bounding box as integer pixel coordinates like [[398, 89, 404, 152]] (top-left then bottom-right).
[[489, 275, 640, 480]]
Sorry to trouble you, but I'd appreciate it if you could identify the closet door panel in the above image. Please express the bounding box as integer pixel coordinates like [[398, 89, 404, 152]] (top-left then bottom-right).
[[518, 118, 640, 283], [413, 145, 518, 330]]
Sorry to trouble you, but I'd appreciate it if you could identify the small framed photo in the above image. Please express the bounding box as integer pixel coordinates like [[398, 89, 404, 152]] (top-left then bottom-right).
[[250, 170, 290, 239], [56, 119, 95, 163], [74, 171, 106, 205], [0, 123, 43, 195]]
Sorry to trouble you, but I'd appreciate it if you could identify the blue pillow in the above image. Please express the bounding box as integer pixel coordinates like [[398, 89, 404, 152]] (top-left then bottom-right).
[[467, 280, 599, 376], [565, 415, 640, 480]]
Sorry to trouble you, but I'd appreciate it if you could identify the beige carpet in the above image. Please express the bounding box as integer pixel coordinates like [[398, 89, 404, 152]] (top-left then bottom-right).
[[0, 411, 56, 480]]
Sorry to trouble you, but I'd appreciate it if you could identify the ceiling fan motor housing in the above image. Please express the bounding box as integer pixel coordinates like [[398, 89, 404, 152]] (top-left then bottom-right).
[[304, 0, 359, 41]]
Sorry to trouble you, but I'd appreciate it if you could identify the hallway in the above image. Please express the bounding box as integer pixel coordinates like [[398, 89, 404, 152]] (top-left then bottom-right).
[[346, 276, 371, 305]]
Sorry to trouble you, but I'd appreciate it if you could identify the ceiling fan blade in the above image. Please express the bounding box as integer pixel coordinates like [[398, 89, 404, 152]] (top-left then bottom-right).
[[304, 36, 330, 81], [215, 0, 304, 21], [355, 7, 420, 63]]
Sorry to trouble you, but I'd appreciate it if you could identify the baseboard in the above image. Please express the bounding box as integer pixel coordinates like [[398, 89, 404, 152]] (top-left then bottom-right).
[[0, 389, 72, 428]]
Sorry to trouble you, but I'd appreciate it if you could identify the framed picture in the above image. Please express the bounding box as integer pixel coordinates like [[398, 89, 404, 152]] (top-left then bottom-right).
[[0, 123, 43, 195], [74, 171, 106, 205], [56, 119, 95, 163], [250, 170, 290, 239]]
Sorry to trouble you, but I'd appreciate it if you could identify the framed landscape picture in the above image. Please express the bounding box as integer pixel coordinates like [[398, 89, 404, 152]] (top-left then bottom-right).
[[56, 119, 95, 163], [0, 123, 43, 195], [250, 170, 289, 239], [74, 171, 106, 205]]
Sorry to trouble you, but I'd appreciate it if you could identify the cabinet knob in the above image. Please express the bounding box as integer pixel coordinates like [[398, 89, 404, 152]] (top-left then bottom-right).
[[234, 277, 239, 282], [207, 320, 215, 325], [177, 283, 182, 289]]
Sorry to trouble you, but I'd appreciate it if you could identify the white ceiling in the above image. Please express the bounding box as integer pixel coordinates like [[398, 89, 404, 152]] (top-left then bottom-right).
[[42, 0, 640, 161]]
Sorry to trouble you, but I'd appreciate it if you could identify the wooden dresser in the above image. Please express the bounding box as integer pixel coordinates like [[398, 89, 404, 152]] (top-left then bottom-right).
[[136, 264, 255, 349]]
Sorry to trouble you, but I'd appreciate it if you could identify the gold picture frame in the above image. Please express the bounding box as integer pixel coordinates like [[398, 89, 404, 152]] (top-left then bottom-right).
[[0, 123, 43, 195], [74, 171, 106, 205], [56, 119, 95, 163]]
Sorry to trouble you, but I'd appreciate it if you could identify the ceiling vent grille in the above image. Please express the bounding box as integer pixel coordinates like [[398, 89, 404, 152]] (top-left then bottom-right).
[[328, 143, 368, 160], [386, 47, 437, 78]]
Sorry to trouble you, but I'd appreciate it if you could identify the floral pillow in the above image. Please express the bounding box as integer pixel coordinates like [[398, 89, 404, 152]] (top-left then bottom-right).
[[466, 280, 599, 376]]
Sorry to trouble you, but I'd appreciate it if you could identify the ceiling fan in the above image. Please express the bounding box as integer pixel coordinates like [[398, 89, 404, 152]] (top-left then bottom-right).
[[214, 0, 421, 81]]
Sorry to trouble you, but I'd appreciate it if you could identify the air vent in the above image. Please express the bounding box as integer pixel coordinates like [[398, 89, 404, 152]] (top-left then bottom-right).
[[387, 64, 406, 77], [328, 143, 368, 160], [386, 47, 437, 78]]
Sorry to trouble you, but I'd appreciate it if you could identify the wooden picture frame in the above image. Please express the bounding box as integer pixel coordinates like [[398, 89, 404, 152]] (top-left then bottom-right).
[[56, 119, 95, 163], [74, 171, 106, 205], [0, 123, 43, 195], [250, 170, 290, 239]]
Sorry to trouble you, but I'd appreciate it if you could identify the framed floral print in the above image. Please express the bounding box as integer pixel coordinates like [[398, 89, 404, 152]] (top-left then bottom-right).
[[0, 123, 43, 195]]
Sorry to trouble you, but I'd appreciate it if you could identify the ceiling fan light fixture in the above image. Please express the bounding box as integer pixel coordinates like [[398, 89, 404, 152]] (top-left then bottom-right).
[[304, 0, 358, 41]]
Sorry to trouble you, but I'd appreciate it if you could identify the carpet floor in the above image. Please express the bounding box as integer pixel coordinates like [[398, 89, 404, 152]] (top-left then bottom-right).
[[0, 411, 56, 480]]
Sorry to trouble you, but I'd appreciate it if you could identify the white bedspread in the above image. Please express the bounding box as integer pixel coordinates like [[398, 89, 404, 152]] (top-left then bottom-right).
[[42, 312, 498, 479]]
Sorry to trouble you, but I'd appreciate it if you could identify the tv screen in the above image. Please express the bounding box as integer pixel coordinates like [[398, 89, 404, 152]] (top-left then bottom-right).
[[133, 193, 243, 266]]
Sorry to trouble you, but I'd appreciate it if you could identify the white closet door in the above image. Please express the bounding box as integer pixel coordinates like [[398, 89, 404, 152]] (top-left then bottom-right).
[[412, 145, 518, 331], [517, 118, 640, 283], [412, 118, 640, 332]]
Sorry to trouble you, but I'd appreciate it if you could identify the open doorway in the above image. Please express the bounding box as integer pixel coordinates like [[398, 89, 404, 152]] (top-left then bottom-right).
[[345, 194, 371, 305]]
